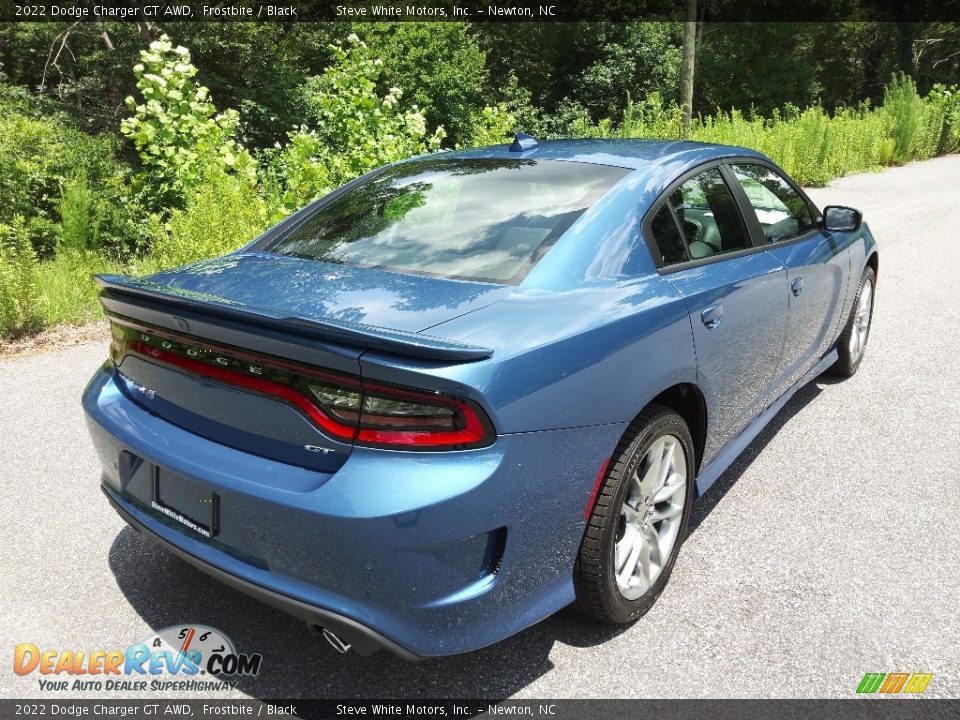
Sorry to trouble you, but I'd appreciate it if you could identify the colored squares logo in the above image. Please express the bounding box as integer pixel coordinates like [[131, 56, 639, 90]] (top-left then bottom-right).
[[857, 672, 933, 694]]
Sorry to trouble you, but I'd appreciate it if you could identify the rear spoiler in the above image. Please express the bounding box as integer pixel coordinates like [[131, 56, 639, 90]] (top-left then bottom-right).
[[94, 274, 494, 363]]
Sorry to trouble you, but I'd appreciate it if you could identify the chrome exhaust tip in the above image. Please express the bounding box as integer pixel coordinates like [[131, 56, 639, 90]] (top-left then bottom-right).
[[321, 627, 352, 654]]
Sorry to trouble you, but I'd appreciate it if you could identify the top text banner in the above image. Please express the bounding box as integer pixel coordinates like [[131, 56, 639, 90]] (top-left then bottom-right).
[[4, 0, 960, 23]]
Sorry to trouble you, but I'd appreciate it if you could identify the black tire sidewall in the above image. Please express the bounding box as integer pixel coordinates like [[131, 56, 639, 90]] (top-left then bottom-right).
[[833, 265, 875, 377], [583, 409, 696, 624]]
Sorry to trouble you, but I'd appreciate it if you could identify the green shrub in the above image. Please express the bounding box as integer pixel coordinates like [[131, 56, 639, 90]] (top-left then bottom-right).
[[884, 73, 923, 164], [460, 104, 516, 148], [120, 35, 255, 210], [0, 216, 41, 338], [58, 170, 102, 254], [622, 93, 684, 139], [0, 95, 131, 257], [35, 250, 122, 328], [578, 73, 952, 187], [928, 84, 960, 153], [274, 34, 445, 212], [154, 163, 271, 269]]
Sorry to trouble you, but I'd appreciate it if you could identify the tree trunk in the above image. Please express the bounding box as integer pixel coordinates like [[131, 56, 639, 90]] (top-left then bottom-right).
[[680, 0, 698, 138], [137, 21, 157, 46]]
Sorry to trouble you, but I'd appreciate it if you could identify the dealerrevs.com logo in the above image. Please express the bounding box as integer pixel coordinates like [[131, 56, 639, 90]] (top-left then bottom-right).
[[13, 625, 262, 692]]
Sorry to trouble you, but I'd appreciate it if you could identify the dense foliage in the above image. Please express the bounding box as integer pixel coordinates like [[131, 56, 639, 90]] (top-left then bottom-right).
[[120, 36, 255, 207], [0, 21, 959, 341]]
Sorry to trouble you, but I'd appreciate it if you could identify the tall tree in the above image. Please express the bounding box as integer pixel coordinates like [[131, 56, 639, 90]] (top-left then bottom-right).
[[680, 0, 698, 136]]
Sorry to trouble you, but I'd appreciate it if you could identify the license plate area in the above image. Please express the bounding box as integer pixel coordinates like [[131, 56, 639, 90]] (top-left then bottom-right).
[[151, 465, 219, 538]]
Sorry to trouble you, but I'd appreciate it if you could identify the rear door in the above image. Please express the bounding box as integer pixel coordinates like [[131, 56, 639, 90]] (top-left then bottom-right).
[[725, 161, 849, 394], [645, 164, 788, 465]]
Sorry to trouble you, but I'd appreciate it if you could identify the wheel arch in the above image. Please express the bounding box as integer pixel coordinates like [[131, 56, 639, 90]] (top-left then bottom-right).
[[866, 250, 879, 280], [642, 383, 708, 474]]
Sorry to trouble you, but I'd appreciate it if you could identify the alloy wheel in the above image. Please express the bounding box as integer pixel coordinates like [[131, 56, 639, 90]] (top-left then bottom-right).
[[614, 434, 687, 600], [849, 280, 873, 362]]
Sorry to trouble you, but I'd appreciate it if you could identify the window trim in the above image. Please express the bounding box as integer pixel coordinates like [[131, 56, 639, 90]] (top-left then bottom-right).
[[650, 202, 692, 265], [642, 159, 765, 275], [641, 156, 825, 275]]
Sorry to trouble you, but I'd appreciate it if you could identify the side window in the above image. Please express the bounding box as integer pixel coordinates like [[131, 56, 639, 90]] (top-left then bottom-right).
[[670, 167, 752, 260], [730, 163, 815, 243], [649, 205, 688, 265]]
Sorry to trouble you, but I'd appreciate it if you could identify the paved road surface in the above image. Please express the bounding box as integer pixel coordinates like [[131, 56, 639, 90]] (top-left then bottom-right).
[[2, 156, 958, 700]]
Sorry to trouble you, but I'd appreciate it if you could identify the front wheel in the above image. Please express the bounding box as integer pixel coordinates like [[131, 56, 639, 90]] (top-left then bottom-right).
[[574, 405, 695, 624], [830, 265, 875, 378]]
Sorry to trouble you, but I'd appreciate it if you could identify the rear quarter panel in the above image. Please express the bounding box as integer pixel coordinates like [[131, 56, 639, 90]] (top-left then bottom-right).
[[359, 276, 697, 436]]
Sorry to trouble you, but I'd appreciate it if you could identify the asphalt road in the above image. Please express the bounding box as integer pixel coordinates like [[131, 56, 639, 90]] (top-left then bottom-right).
[[2, 156, 958, 700]]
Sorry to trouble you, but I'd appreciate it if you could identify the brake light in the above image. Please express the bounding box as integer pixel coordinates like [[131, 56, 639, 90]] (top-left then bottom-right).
[[304, 379, 491, 448], [354, 382, 490, 448], [109, 318, 494, 451]]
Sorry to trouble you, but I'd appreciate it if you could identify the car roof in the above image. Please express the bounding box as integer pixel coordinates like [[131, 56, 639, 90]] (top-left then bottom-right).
[[430, 138, 769, 173]]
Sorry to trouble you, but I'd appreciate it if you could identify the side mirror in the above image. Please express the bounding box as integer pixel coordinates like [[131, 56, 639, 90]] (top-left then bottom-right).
[[822, 205, 862, 233]]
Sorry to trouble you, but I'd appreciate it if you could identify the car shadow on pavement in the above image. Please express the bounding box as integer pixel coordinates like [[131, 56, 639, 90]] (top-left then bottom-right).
[[108, 527, 628, 699], [107, 378, 827, 698], [688, 379, 825, 534]]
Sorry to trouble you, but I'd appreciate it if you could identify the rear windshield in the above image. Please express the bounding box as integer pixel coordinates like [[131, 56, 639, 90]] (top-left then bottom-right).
[[266, 158, 629, 284]]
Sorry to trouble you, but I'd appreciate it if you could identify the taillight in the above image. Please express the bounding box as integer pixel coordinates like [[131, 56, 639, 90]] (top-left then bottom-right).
[[305, 380, 491, 449], [355, 383, 490, 448], [109, 317, 494, 451]]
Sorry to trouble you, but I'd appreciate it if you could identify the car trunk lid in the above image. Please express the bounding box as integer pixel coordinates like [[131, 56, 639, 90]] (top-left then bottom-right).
[[96, 256, 499, 472], [141, 251, 511, 335]]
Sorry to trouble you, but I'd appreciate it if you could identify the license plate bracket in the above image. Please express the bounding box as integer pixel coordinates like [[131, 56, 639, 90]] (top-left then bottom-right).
[[151, 465, 219, 538]]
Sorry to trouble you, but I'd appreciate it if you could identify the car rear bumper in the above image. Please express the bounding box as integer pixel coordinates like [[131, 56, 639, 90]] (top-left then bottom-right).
[[101, 483, 419, 658], [83, 366, 625, 657]]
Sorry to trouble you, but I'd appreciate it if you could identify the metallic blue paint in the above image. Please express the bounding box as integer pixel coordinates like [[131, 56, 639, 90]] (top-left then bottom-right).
[[83, 139, 878, 657]]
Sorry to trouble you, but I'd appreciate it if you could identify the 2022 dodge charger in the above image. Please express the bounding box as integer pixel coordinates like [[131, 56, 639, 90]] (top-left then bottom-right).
[[83, 136, 878, 658]]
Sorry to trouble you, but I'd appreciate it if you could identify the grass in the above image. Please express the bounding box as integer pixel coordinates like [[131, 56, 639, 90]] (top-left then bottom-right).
[[34, 251, 124, 328]]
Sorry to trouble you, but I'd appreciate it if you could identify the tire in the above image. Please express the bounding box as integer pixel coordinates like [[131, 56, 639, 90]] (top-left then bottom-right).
[[829, 265, 875, 378], [574, 405, 695, 624]]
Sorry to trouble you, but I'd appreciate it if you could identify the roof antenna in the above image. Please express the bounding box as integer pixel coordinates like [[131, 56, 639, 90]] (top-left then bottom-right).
[[509, 133, 539, 153]]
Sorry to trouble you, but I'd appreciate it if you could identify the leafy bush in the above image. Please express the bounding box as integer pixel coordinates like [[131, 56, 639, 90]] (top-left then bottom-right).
[[57, 170, 102, 254], [883, 73, 923, 164], [358, 23, 491, 147], [120, 35, 255, 209], [622, 93, 684, 139], [35, 250, 122, 328], [928, 84, 960, 153], [0, 216, 41, 338], [461, 104, 516, 148], [0, 88, 132, 257], [603, 73, 952, 186], [273, 34, 445, 211], [154, 162, 271, 269]]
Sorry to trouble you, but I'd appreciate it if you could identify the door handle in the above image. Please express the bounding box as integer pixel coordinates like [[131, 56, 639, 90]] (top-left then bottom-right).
[[701, 303, 723, 330], [791, 277, 805, 297]]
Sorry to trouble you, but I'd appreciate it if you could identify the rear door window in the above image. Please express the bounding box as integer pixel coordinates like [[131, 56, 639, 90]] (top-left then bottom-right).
[[669, 167, 752, 260], [649, 205, 689, 265]]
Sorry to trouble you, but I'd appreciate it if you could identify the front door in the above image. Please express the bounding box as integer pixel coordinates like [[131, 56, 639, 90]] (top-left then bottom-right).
[[647, 166, 789, 465], [726, 162, 848, 393]]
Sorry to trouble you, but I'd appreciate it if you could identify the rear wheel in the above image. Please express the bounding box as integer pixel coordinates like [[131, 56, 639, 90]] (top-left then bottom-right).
[[574, 405, 695, 624], [830, 265, 875, 378]]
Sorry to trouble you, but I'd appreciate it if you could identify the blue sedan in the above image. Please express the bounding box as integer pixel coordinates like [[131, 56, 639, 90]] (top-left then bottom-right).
[[83, 136, 878, 658]]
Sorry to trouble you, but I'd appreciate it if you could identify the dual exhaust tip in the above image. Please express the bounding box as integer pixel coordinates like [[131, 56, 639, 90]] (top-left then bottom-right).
[[320, 627, 352, 654], [307, 619, 402, 658]]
